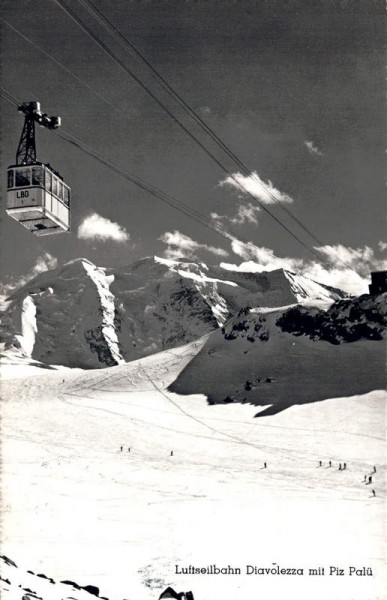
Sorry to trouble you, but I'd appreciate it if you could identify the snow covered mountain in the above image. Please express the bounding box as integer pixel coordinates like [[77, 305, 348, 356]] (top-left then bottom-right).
[[170, 293, 387, 415], [210, 264, 345, 311], [1, 259, 124, 369], [0, 256, 347, 369], [276, 292, 387, 343]]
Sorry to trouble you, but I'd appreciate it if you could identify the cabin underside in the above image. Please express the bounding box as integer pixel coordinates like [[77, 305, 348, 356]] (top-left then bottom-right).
[[6, 206, 68, 236]]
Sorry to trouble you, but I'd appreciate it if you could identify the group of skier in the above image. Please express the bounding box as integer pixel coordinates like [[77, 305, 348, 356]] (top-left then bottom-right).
[[364, 466, 377, 497], [318, 460, 347, 469], [116, 448, 378, 497], [318, 460, 378, 497]]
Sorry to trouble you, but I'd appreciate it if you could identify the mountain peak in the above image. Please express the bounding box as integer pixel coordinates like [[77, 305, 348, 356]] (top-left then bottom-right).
[[63, 257, 96, 267], [1, 256, 347, 369]]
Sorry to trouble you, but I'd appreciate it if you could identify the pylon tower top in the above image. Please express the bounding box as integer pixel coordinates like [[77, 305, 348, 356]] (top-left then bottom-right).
[[16, 101, 61, 165]]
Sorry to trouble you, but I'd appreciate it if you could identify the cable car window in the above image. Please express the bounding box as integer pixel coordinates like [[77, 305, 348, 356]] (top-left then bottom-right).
[[7, 170, 14, 188], [32, 166, 43, 186], [15, 168, 31, 187], [63, 186, 70, 206], [58, 180, 63, 200], [46, 169, 52, 192], [52, 176, 58, 196]]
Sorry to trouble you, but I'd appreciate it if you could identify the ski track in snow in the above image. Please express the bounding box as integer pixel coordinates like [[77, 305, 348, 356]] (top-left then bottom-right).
[[1, 338, 385, 600]]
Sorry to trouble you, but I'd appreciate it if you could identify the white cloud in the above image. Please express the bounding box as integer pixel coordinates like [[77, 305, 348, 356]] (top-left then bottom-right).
[[314, 245, 383, 278], [219, 171, 293, 204], [211, 202, 260, 225], [378, 241, 387, 251], [299, 263, 367, 295], [311, 245, 387, 293], [221, 238, 304, 273], [221, 259, 284, 273], [78, 213, 129, 243], [221, 240, 386, 296], [0, 253, 58, 309], [304, 140, 323, 156], [159, 230, 228, 260], [32, 252, 58, 275]]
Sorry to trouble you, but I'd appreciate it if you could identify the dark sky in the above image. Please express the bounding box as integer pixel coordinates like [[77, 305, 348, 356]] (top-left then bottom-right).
[[1, 0, 385, 285]]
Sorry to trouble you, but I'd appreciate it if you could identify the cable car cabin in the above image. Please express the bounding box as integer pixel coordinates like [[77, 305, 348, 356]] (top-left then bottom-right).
[[6, 163, 70, 236]]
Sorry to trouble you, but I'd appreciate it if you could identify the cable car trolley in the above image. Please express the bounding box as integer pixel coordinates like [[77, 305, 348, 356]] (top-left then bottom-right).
[[6, 101, 70, 236]]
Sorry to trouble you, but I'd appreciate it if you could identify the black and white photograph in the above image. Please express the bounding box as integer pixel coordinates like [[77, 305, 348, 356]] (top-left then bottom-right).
[[0, 1, 385, 599]]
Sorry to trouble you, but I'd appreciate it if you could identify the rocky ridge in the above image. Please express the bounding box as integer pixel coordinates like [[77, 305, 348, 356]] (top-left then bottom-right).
[[0, 256, 347, 369]]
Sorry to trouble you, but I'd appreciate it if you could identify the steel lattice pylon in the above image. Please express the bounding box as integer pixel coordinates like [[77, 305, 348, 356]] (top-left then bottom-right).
[[16, 115, 36, 165], [15, 102, 61, 165]]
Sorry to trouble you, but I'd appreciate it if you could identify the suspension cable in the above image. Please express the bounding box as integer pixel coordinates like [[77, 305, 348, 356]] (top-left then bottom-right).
[[76, 0, 327, 248], [51, 0, 331, 265], [1, 87, 293, 270]]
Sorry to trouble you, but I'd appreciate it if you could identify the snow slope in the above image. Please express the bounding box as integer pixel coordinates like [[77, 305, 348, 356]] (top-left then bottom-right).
[[0, 347, 75, 380], [1, 338, 385, 600], [0, 257, 347, 370], [213, 265, 345, 311], [170, 295, 386, 415]]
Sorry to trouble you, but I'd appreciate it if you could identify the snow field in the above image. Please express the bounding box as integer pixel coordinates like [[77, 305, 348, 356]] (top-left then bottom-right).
[[1, 339, 385, 599]]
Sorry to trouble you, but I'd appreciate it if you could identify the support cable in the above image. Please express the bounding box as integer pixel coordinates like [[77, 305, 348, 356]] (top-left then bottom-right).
[[77, 0, 327, 247], [0, 87, 291, 270], [1, 86, 360, 276], [51, 0, 330, 265]]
